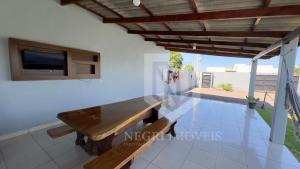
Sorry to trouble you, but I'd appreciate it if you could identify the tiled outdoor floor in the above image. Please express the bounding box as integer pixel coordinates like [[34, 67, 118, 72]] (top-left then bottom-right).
[[1, 97, 300, 169]]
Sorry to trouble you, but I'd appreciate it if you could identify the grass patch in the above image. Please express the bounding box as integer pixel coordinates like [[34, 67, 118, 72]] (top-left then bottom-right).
[[256, 108, 300, 161]]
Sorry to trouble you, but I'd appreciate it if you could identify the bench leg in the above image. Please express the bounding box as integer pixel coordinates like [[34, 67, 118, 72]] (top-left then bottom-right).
[[84, 134, 115, 155], [143, 106, 159, 124], [167, 121, 177, 137], [121, 161, 132, 169], [75, 132, 85, 146]]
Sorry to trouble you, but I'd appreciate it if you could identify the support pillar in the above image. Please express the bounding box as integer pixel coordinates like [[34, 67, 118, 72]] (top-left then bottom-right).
[[248, 60, 258, 97], [270, 37, 299, 144]]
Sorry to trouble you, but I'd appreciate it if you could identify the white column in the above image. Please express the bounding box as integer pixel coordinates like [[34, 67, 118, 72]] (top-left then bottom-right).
[[248, 60, 258, 97], [270, 37, 299, 144]]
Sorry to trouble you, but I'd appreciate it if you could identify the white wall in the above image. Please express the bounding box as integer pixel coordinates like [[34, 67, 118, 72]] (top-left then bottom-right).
[[144, 54, 197, 95], [0, 0, 168, 135], [168, 71, 196, 94], [212, 72, 251, 91], [144, 53, 169, 95], [206, 64, 278, 74]]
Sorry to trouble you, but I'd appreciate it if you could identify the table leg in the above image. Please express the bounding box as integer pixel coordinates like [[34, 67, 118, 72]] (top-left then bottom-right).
[[143, 106, 159, 124], [75, 132, 85, 146], [121, 161, 132, 169], [167, 121, 177, 137], [84, 134, 115, 155]]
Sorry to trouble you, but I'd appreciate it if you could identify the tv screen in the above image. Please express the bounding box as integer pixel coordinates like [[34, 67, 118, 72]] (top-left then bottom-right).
[[22, 50, 66, 70]]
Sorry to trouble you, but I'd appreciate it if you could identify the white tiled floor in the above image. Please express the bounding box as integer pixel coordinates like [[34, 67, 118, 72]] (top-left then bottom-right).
[[1, 97, 300, 169]]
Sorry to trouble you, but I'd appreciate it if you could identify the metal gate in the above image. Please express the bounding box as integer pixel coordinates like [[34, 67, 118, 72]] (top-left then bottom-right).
[[202, 72, 213, 88]]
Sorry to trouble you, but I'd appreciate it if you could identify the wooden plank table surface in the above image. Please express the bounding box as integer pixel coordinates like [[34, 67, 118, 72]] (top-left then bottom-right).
[[57, 95, 166, 155]]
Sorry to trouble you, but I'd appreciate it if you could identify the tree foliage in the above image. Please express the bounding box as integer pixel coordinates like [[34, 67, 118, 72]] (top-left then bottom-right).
[[295, 67, 300, 76], [169, 51, 183, 70], [184, 64, 194, 71]]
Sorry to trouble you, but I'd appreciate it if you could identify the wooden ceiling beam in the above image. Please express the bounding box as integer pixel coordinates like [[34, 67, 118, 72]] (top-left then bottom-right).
[[157, 43, 279, 55], [139, 4, 183, 40], [75, 3, 104, 17], [129, 30, 288, 38], [250, 0, 272, 31], [61, 0, 82, 5], [187, 0, 212, 46], [165, 47, 262, 59], [92, 0, 122, 18], [145, 38, 272, 48], [186, 0, 207, 31], [89, 0, 149, 38], [188, 0, 199, 13], [244, 0, 272, 50], [74, 3, 132, 32], [103, 5, 300, 23]]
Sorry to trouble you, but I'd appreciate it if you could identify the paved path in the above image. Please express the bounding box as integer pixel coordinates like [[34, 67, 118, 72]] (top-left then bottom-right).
[[186, 88, 275, 108]]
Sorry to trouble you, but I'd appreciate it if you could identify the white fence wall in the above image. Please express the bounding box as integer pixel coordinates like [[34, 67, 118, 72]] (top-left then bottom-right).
[[212, 72, 251, 91], [168, 71, 197, 94], [144, 53, 197, 95]]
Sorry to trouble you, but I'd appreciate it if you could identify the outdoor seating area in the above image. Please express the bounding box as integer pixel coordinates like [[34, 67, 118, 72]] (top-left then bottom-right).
[[1, 96, 300, 169], [1, 0, 300, 169]]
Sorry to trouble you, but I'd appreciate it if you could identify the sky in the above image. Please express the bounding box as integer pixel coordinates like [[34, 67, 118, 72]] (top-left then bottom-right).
[[182, 48, 300, 71]]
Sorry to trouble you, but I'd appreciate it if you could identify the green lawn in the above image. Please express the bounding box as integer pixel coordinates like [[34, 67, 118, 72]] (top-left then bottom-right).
[[256, 108, 300, 161]]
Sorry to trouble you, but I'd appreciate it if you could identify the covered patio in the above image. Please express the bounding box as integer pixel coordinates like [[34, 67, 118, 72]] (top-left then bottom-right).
[[1, 96, 300, 169], [1, 0, 300, 169]]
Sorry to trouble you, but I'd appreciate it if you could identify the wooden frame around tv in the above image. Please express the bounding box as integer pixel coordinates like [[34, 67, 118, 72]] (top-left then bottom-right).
[[9, 38, 100, 81]]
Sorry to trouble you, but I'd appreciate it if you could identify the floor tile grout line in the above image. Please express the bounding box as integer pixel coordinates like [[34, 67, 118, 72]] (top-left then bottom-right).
[[0, 149, 9, 169], [145, 136, 174, 168], [149, 162, 163, 169], [145, 137, 172, 163], [28, 132, 62, 169], [178, 139, 198, 169]]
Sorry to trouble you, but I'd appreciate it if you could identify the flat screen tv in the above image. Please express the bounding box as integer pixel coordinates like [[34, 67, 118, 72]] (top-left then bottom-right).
[[21, 50, 66, 70]]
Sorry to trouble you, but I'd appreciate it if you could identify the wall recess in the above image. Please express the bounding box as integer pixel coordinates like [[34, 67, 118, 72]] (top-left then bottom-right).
[[9, 38, 100, 81]]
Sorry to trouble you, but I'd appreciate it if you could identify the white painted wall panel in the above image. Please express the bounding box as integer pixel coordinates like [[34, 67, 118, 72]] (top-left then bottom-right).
[[0, 0, 168, 134]]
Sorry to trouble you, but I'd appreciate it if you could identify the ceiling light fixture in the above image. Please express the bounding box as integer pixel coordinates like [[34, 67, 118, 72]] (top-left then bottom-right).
[[133, 0, 141, 6]]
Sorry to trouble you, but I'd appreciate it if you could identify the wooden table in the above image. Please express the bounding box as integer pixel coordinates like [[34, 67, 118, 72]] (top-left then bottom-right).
[[57, 95, 166, 155]]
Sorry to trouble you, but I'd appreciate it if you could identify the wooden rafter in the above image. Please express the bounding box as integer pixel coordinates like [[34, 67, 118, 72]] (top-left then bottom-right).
[[61, 0, 81, 5], [165, 47, 263, 59], [74, 2, 130, 31], [139, 4, 169, 30], [92, 0, 122, 17], [103, 5, 300, 23], [128, 30, 288, 38], [251, 0, 272, 30], [75, 3, 104, 18], [146, 38, 271, 48], [138, 4, 164, 39], [243, 0, 272, 50], [139, 4, 183, 40], [187, 0, 207, 31], [188, 0, 199, 13], [157, 44, 279, 56], [187, 0, 212, 48], [62, 0, 297, 59], [91, 0, 149, 38], [62, 0, 149, 38]]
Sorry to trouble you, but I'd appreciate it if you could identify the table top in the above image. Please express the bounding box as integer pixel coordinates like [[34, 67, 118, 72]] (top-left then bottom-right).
[[57, 95, 165, 141]]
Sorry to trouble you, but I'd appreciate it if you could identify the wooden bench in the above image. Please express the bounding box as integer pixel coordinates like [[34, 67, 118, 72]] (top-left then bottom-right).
[[84, 118, 176, 169], [47, 125, 75, 139]]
